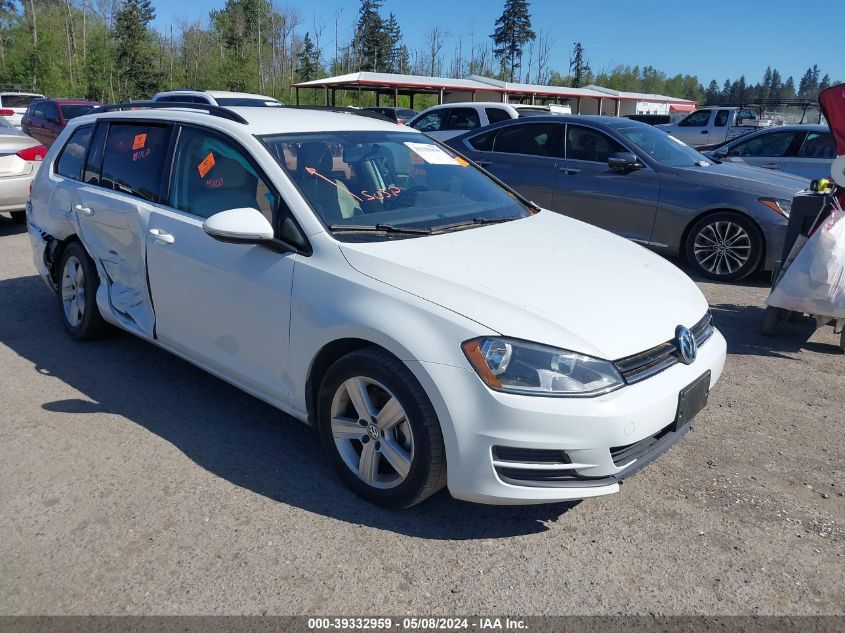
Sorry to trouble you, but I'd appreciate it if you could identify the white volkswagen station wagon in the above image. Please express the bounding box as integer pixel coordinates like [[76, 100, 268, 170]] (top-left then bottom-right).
[[27, 103, 726, 508]]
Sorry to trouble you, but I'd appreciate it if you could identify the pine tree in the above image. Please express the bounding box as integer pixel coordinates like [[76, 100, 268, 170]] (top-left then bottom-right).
[[705, 79, 719, 104], [569, 42, 587, 88], [762, 66, 772, 95], [783, 76, 796, 99], [296, 32, 318, 82], [491, 0, 535, 82], [383, 12, 403, 73], [819, 73, 831, 93], [114, 0, 158, 99], [768, 68, 782, 101], [354, 0, 387, 72]]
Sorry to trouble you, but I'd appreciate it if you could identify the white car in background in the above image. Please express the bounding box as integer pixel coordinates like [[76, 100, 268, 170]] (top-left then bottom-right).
[[151, 89, 283, 108], [0, 115, 45, 223], [408, 102, 562, 140], [27, 104, 725, 508], [0, 91, 45, 128]]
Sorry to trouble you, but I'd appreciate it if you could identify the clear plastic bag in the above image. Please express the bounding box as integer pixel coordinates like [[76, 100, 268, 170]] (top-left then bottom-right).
[[765, 208, 845, 318]]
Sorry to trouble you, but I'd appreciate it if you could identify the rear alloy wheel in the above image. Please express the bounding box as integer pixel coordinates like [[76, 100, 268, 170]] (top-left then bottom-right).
[[686, 212, 763, 281], [317, 348, 446, 508], [58, 241, 109, 340]]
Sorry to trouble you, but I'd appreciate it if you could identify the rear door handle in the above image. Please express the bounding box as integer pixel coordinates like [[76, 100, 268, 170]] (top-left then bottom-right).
[[701, 130, 709, 134], [149, 228, 175, 244], [761, 163, 783, 169], [558, 167, 581, 175], [74, 204, 94, 216], [475, 159, 492, 167]]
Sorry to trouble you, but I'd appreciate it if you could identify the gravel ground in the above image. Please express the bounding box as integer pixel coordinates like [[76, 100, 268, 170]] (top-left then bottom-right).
[[0, 216, 843, 616]]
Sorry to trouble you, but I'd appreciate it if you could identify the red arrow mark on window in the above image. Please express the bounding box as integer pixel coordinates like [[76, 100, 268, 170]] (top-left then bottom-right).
[[305, 166, 364, 202]]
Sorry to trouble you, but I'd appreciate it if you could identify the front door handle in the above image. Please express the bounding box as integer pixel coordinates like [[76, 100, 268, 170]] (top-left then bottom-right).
[[74, 204, 94, 216], [475, 159, 492, 167], [558, 167, 582, 175], [761, 163, 783, 169], [149, 228, 175, 244], [701, 130, 709, 134]]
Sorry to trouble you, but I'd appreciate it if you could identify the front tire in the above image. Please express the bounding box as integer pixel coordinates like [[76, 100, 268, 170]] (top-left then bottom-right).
[[317, 348, 446, 508], [685, 212, 764, 281], [57, 241, 109, 340]]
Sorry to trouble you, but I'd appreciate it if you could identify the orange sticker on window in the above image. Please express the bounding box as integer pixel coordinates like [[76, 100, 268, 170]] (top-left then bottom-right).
[[454, 156, 470, 167], [197, 152, 216, 177], [132, 133, 147, 150]]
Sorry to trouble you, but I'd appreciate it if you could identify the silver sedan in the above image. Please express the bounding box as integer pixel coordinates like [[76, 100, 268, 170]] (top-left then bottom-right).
[[704, 124, 834, 180], [0, 116, 45, 224]]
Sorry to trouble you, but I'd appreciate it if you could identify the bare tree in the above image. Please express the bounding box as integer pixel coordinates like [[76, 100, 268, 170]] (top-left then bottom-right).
[[534, 28, 554, 84], [425, 26, 449, 77]]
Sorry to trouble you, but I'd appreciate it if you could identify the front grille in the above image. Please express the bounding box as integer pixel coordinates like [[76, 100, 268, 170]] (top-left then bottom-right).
[[614, 313, 714, 384]]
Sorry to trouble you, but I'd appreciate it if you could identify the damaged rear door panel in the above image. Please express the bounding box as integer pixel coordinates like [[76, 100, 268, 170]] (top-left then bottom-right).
[[72, 120, 173, 337]]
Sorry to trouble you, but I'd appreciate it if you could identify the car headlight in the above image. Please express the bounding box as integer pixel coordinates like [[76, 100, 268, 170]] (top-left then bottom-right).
[[461, 337, 624, 397], [758, 197, 791, 218]]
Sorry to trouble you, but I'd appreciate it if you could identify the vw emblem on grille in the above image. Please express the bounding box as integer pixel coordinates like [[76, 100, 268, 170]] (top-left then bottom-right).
[[675, 326, 697, 365]]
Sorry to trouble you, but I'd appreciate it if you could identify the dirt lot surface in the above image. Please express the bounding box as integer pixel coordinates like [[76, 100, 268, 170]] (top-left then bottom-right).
[[1, 216, 843, 616]]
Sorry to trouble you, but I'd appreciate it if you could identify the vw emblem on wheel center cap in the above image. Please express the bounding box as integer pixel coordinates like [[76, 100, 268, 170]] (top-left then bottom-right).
[[675, 325, 697, 365], [366, 423, 380, 441]]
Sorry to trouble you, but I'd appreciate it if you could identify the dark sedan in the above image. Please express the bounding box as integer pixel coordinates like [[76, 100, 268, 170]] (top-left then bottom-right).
[[446, 116, 809, 281]]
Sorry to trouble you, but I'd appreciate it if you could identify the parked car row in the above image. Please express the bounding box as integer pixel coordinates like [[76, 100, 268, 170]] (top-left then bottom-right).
[[13, 88, 836, 511]]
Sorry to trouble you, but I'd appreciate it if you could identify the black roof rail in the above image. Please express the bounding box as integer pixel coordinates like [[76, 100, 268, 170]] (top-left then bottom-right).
[[95, 101, 248, 124], [286, 105, 393, 122]]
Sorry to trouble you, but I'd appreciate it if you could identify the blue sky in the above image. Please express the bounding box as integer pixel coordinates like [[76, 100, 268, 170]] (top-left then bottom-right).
[[152, 0, 845, 85]]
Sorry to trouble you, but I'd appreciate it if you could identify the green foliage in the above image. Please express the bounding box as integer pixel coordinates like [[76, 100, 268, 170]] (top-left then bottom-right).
[[115, 0, 159, 99]]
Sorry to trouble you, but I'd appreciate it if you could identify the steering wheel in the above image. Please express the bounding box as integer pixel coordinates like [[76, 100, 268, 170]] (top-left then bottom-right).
[[387, 185, 430, 209]]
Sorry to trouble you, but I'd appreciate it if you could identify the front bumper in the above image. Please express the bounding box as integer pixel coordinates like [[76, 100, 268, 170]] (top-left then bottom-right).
[[420, 329, 727, 505]]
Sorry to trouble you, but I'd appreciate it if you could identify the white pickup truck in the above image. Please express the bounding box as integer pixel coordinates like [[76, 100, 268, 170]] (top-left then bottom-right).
[[656, 106, 769, 147]]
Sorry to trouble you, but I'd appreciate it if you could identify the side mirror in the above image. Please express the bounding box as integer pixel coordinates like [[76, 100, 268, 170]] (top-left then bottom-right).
[[607, 152, 643, 172], [202, 207, 275, 245]]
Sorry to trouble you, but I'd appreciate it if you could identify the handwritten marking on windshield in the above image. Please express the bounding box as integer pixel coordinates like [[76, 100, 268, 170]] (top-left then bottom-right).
[[305, 167, 363, 202]]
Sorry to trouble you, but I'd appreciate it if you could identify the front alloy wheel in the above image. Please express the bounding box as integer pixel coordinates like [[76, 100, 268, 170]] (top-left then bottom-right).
[[686, 212, 763, 281], [318, 348, 446, 508], [330, 376, 414, 489]]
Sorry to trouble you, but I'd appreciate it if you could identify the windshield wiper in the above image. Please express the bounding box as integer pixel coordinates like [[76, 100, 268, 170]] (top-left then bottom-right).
[[432, 217, 516, 233], [328, 223, 432, 235]]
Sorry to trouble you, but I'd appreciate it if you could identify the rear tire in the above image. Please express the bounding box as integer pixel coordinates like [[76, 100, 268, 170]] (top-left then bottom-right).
[[685, 212, 764, 281], [57, 241, 109, 341], [10, 210, 26, 224], [317, 347, 446, 508]]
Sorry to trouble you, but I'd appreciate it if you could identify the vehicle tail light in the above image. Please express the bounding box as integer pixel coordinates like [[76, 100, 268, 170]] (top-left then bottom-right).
[[0, 108, 14, 116], [17, 145, 47, 162]]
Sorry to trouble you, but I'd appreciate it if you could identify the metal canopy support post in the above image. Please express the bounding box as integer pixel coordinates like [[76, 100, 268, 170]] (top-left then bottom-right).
[[598, 97, 603, 115], [615, 98, 621, 117], [472, 90, 476, 102], [410, 93, 415, 110], [375, 91, 380, 106], [438, 88, 444, 105], [393, 89, 398, 106], [323, 86, 328, 106], [296, 87, 300, 106], [576, 97, 581, 114], [331, 89, 336, 107]]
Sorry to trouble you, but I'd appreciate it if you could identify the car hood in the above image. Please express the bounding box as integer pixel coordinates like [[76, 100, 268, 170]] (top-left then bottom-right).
[[673, 161, 809, 197], [339, 212, 709, 360]]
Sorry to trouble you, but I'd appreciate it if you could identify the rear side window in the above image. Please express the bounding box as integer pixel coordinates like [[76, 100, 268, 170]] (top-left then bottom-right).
[[727, 131, 802, 158], [493, 123, 560, 157], [443, 108, 480, 131], [42, 101, 59, 123], [714, 110, 730, 127], [55, 125, 93, 180], [83, 123, 108, 184], [678, 110, 712, 127], [486, 108, 512, 124], [1, 94, 42, 108], [100, 123, 170, 202], [468, 129, 497, 152]]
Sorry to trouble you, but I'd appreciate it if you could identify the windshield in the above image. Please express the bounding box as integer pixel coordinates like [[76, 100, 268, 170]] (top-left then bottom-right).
[[618, 125, 711, 167], [262, 131, 532, 240], [216, 97, 282, 107], [60, 104, 96, 120]]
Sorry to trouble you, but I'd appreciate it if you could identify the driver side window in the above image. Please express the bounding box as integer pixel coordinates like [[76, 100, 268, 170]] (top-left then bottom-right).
[[565, 126, 625, 163], [727, 131, 801, 158], [411, 110, 447, 132], [168, 127, 277, 223]]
